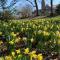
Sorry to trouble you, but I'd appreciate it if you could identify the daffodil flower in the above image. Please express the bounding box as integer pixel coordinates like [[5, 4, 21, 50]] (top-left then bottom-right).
[[30, 51, 36, 54], [0, 57, 4, 60], [18, 54, 22, 58], [31, 38, 34, 42], [11, 52, 15, 57], [24, 48, 29, 54], [58, 39, 60, 45], [16, 49, 20, 54], [5, 55, 12, 60], [9, 40, 14, 45], [30, 54, 37, 60], [37, 54, 43, 60], [43, 31, 49, 36], [15, 37, 21, 43], [29, 51, 37, 60], [11, 32, 16, 37], [0, 32, 2, 35], [0, 40, 3, 45]]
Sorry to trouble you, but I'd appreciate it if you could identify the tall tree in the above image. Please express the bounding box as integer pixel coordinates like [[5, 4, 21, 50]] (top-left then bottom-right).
[[0, 0, 20, 12], [55, 4, 60, 15], [41, 0, 46, 16], [19, 4, 32, 18], [50, 0, 53, 16], [34, 0, 39, 16], [26, 0, 39, 16], [0, 0, 7, 11], [0, 0, 19, 20]]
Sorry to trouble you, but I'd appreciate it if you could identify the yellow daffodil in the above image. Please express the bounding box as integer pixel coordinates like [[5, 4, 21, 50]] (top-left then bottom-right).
[[38, 30, 42, 34], [30, 54, 37, 60], [37, 54, 43, 60], [18, 54, 22, 58], [26, 28, 29, 30], [0, 57, 4, 60], [15, 37, 21, 43], [56, 31, 60, 38], [16, 32, 19, 35], [11, 51, 15, 57], [58, 39, 60, 45], [11, 32, 16, 37], [5, 56, 12, 60], [30, 51, 36, 54], [33, 24, 36, 28], [56, 31, 60, 35], [0, 32, 2, 35], [16, 49, 20, 54], [31, 38, 34, 42], [32, 54, 37, 58], [23, 37, 27, 41], [9, 40, 14, 45], [43, 31, 49, 36], [34, 31, 36, 35], [29, 51, 37, 60], [24, 48, 29, 54], [21, 28, 25, 31], [44, 26, 47, 30], [54, 40, 56, 44], [0, 40, 3, 45]]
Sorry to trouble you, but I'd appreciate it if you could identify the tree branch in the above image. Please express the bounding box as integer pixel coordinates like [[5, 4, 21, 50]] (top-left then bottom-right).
[[26, 0, 35, 7], [7, 0, 19, 9]]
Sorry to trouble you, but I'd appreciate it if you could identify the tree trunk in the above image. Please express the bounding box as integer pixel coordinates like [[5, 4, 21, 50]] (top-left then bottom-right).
[[41, 0, 46, 16], [34, 0, 39, 16], [50, 0, 53, 16]]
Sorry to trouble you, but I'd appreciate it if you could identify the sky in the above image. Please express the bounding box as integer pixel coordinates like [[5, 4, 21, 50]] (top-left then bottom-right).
[[0, 0, 60, 11], [7, 0, 60, 8], [9, 0, 60, 12], [18, 0, 60, 9], [38, 0, 60, 9]]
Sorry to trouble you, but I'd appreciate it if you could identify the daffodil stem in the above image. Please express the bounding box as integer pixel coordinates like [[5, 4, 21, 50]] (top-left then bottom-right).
[[25, 56, 27, 60], [30, 56, 32, 60], [4, 56, 5, 60]]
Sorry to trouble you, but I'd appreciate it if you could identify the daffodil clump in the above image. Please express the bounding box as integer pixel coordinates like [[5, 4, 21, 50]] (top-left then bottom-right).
[[0, 16, 60, 60], [5, 56, 12, 60], [0, 48, 43, 60], [16, 49, 21, 54], [24, 50, 43, 60], [24, 48, 43, 60], [11, 51, 15, 57], [24, 48, 29, 54], [0, 32, 2, 35], [0, 40, 3, 45], [9, 40, 14, 45], [10, 32, 16, 37]]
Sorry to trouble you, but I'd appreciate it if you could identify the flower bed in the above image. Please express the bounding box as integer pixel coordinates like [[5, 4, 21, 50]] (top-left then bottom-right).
[[0, 16, 60, 60]]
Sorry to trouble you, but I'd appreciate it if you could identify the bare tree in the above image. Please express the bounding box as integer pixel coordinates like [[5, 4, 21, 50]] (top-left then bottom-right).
[[0, 0, 18, 10], [26, 0, 39, 16], [34, 0, 39, 16], [50, 0, 53, 16], [18, 4, 32, 18], [0, 0, 20, 20], [0, 0, 6, 11], [41, 0, 46, 16]]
